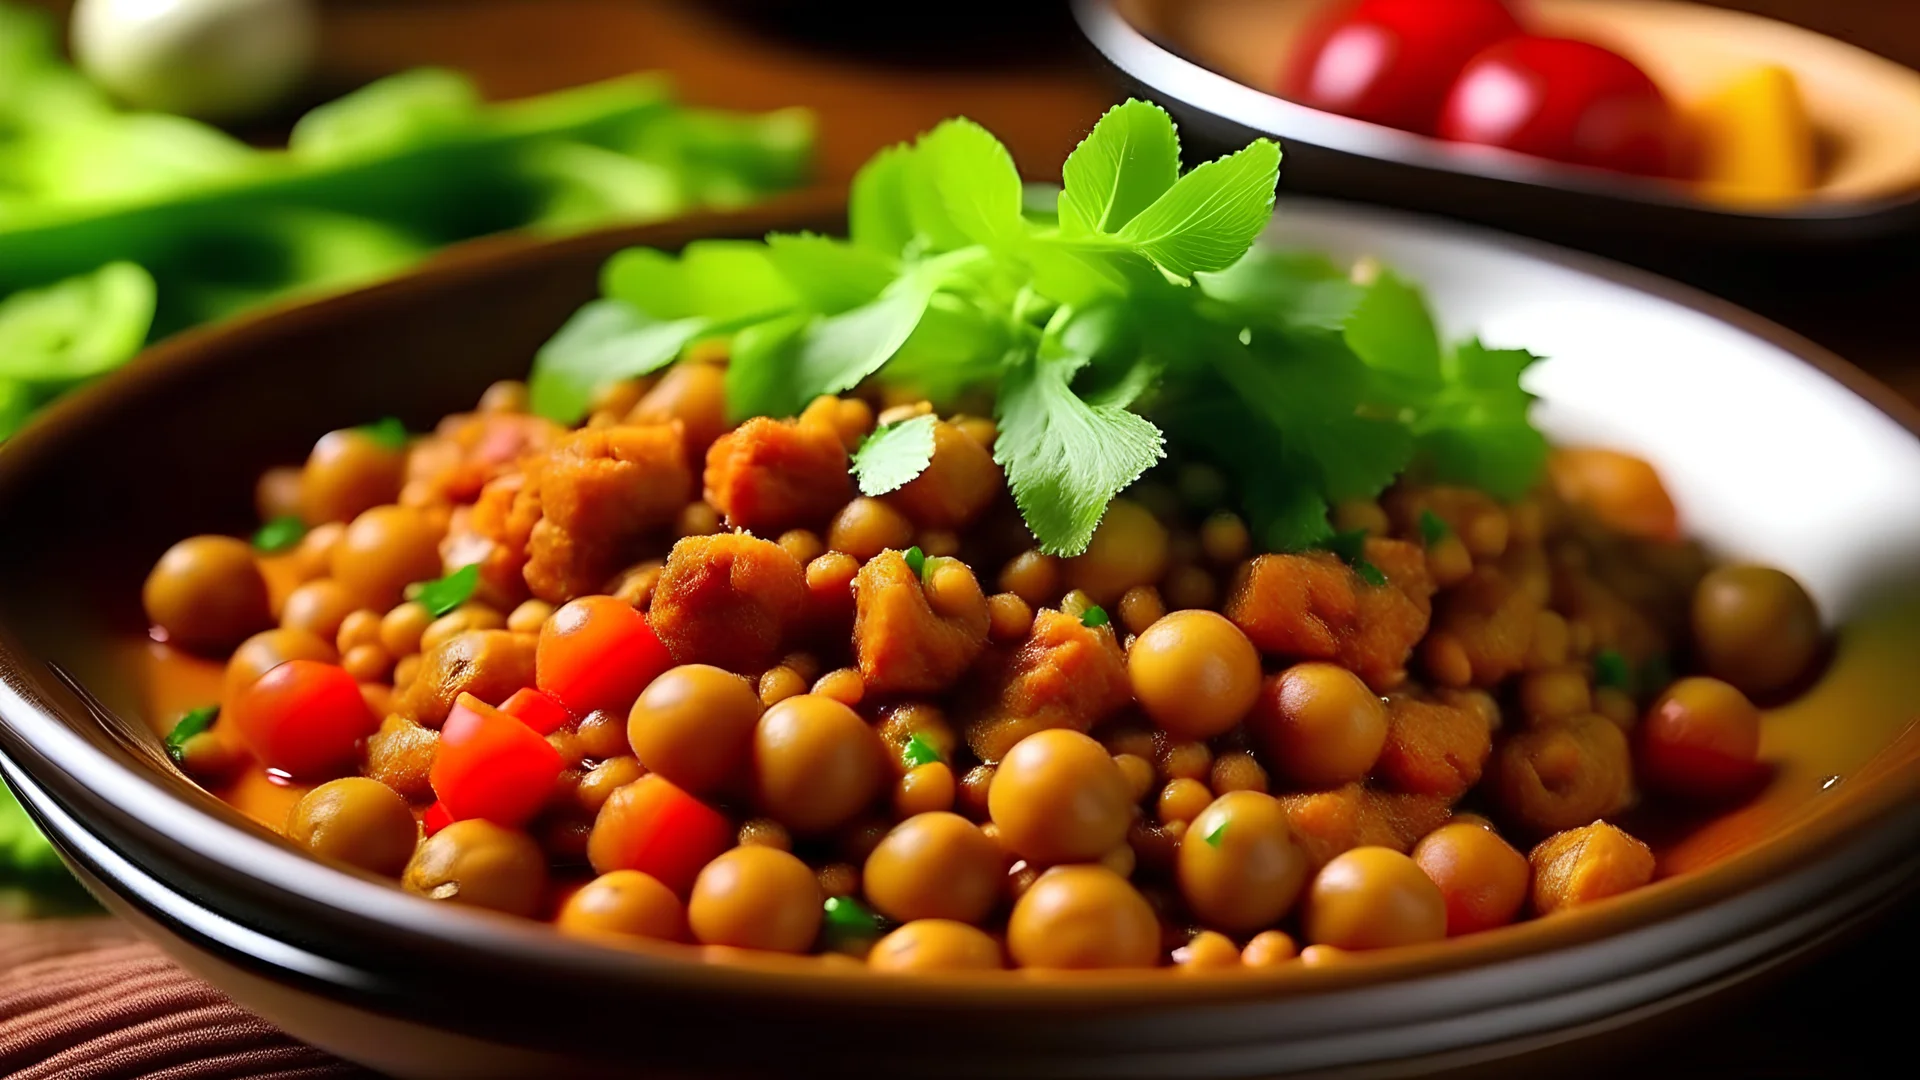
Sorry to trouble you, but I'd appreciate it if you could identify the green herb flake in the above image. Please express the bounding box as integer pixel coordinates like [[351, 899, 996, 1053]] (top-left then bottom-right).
[[164, 705, 219, 763], [901, 732, 945, 768], [1593, 649, 1633, 692], [1081, 604, 1110, 629], [1320, 528, 1388, 586], [1203, 818, 1228, 847], [1418, 509, 1451, 546], [901, 545, 926, 579], [252, 515, 307, 553], [822, 895, 885, 937], [416, 564, 480, 618], [1354, 560, 1388, 588], [851, 414, 937, 496], [356, 416, 409, 450]]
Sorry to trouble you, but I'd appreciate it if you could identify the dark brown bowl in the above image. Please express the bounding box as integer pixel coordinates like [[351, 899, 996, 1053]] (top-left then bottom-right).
[[2, 194, 1918, 1078]]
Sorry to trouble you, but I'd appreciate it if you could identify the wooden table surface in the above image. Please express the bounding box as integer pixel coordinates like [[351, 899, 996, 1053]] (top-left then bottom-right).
[[24, 0, 1920, 1075]]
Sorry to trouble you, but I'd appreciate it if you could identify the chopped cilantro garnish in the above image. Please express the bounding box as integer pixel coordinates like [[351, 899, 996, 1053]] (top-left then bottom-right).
[[901, 545, 926, 579], [1203, 818, 1229, 847], [252, 515, 307, 553], [416, 564, 480, 618], [851, 415, 937, 496], [356, 416, 409, 450], [1418, 509, 1450, 546], [1593, 648, 1632, 692], [822, 895, 885, 938], [902, 733, 944, 768], [1323, 528, 1388, 587], [1081, 604, 1110, 629], [164, 705, 218, 763]]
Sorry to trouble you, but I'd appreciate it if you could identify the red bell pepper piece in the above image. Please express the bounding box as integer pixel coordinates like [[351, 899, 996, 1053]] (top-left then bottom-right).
[[423, 800, 454, 836], [431, 693, 564, 827], [499, 687, 570, 735], [586, 773, 731, 895], [536, 596, 672, 717]]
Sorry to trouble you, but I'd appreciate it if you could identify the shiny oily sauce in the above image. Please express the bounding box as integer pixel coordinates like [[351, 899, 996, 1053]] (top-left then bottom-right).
[[136, 376, 1828, 973]]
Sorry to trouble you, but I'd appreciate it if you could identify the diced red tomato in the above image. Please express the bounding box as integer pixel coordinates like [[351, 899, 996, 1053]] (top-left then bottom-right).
[[229, 660, 378, 779], [536, 595, 672, 717], [1439, 36, 1684, 176], [423, 800, 455, 836], [1283, 0, 1521, 135], [431, 693, 565, 827], [499, 687, 570, 735], [586, 773, 731, 895]]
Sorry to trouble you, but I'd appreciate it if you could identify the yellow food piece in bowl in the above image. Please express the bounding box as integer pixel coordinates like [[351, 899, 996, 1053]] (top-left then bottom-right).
[[1692, 64, 1816, 206]]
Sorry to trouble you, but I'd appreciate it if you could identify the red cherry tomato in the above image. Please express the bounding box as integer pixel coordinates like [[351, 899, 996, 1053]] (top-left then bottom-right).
[[1438, 36, 1683, 176], [498, 687, 570, 736], [586, 773, 732, 895], [1284, 0, 1522, 135], [423, 800, 454, 837], [431, 694, 565, 827], [229, 659, 378, 779], [536, 595, 671, 717], [1640, 677, 1769, 800]]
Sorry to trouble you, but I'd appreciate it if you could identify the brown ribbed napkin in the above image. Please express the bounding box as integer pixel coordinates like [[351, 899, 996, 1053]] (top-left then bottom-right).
[[0, 920, 369, 1080]]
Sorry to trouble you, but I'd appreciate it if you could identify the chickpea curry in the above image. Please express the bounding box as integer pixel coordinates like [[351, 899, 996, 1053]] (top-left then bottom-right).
[[136, 107, 1825, 975]]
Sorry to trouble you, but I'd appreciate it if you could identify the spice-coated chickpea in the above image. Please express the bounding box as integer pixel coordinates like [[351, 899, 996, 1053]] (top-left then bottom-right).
[[1177, 791, 1310, 933], [336, 608, 383, 653], [1117, 586, 1166, 636], [1128, 610, 1262, 741], [687, 846, 822, 953], [629, 664, 762, 795], [1691, 565, 1821, 697], [777, 529, 825, 567], [1490, 714, 1632, 837], [280, 579, 355, 643], [379, 600, 433, 657], [828, 498, 915, 561], [342, 642, 394, 683], [863, 811, 1005, 925], [330, 505, 444, 611], [1412, 822, 1530, 935], [1241, 930, 1299, 967], [1528, 820, 1655, 915], [286, 777, 418, 877], [1304, 847, 1447, 951], [869, 919, 1003, 972], [997, 550, 1061, 608], [256, 465, 304, 522], [300, 428, 407, 526], [1639, 676, 1764, 800], [557, 870, 686, 943], [1008, 865, 1159, 969], [143, 536, 272, 653], [630, 361, 728, 454], [420, 603, 505, 654], [403, 819, 547, 917], [987, 593, 1035, 642], [988, 730, 1133, 865], [1250, 663, 1388, 788], [1156, 778, 1213, 825], [737, 818, 791, 851], [1174, 930, 1242, 971], [758, 666, 808, 706], [1064, 499, 1170, 605], [893, 761, 956, 818], [752, 694, 885, 834]]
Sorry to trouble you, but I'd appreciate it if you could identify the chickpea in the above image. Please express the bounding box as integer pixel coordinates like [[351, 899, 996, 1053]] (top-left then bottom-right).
[[687, 846, 822, 952], [1304, 847, 1447, 951], [987, 593, 1035, 642], [420, 603, 506, 654], [1594, 687, 1637, 728], [330, 505, 444, 611], [630, 361, 728, 454], [300, 429, 407, 526], [629, 665, 761, 795], [1250, 663, 1388, 788], [1128, 818, 1187, 875], [577, 757, 644, 815], [176, 731, 242, 782], [869, 919, 1003, 972], [1157, 739, 1213, 783], [752, 695, 885, 834], [676, 501, 722, 538], [1178, 791, 1310, 933], [828, 498, 915, 561], [1173, 929, 1242, 971], [608, 561, 662, 609], [1518, 666, 1593, 724], [1528, 611, 1571, 669], [1128, 611, 1262, 741], [1161, 564, 1218, 611], [1422, 633, 1473, 688], [1199, 512, 1252, 566], [777, 529, 825, 566], [342, 642, 394, 683], [1426, 534, 1473, 589], [988, 730, 1133, 865], [1332, 499, 1390, 537], [811, 667, 865, 707], [863, 811, 1004, 924], [1490, 714, 1633, 837], [1640, 677, 1764, 800], [1156, 778, 1213, 825], [1691, 565, 1821, 698], [1008, 865, 1159, 969], [255, 465, 305, 522], [893, 762, 956, 818], [1241, 930, 1299, 968], [1547, 448, 1678, 540], [738, 818, 791, 851], [291, 521, 344, 580], [557, 870, 686, 943], [1113, 753, 1156, 803], [225, 628, 335, 701], [918, 529, 962, 558], [336, 608, 382, 653], [1529, 821, 1655, 915], [998, 550, 1061, 608], [958, 764, 995, 821], [143, 536, 272, 653], [575, 709, 629, 760], [1064, 499, 1170, 605], [379, 601, 434, 657], [1209, 751, 1269, 796], [1117, 586, 1166, 637], [758, 666, 808, 706], [286, 778, 417, 877], [1412, 823, 1530, 935], [403, 820, 546, 917], [477, 379, 529, 413], [816, 862, 860, 899]]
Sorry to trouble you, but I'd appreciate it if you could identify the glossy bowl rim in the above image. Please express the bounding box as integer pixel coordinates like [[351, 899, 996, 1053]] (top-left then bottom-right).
[[1069, 0, 1920, 223], [1, 193, 1918, 1017]]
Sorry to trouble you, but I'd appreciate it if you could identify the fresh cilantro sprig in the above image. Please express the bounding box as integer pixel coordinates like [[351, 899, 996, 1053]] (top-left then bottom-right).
[[530, 101, 1547, 555], [901, 732, 944, 768], [356, 416, 409, 450], [252, 515, 306, 553], [416, 564, 480, 618], [164, 705, 218, 763]]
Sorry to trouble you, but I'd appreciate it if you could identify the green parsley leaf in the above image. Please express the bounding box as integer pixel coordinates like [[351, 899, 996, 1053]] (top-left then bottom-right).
[[764, 232, 897, 314], [164, 705, 218, 763], [918, 117, 1025, 246], [416, 564, 480, 618], [1081, 604, 1110, 629], [848, 143, 917, 255], [356, 415, 409, 450], [1355, 561, 1388, 587], [601, 240, 797, 323], [1196, 249, 1363, 334], [901, 733, 944, 768], [822, 895, 885, 935], [851, 415, 937, 496], [1593, 648, 1633, 692], [1203, 818, 1228, 847], [1411, 339, 1548, 500], [528, 299, 708, 423], [902, 545, 926, 579], [1419, 509, 1451, 546], [1058, 99, 1180, 236], [1346, 269, 1442, 403], [252, 515, 307, 554], [1116, 137, 1281, 277], [995, 348, 1166, 556]]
